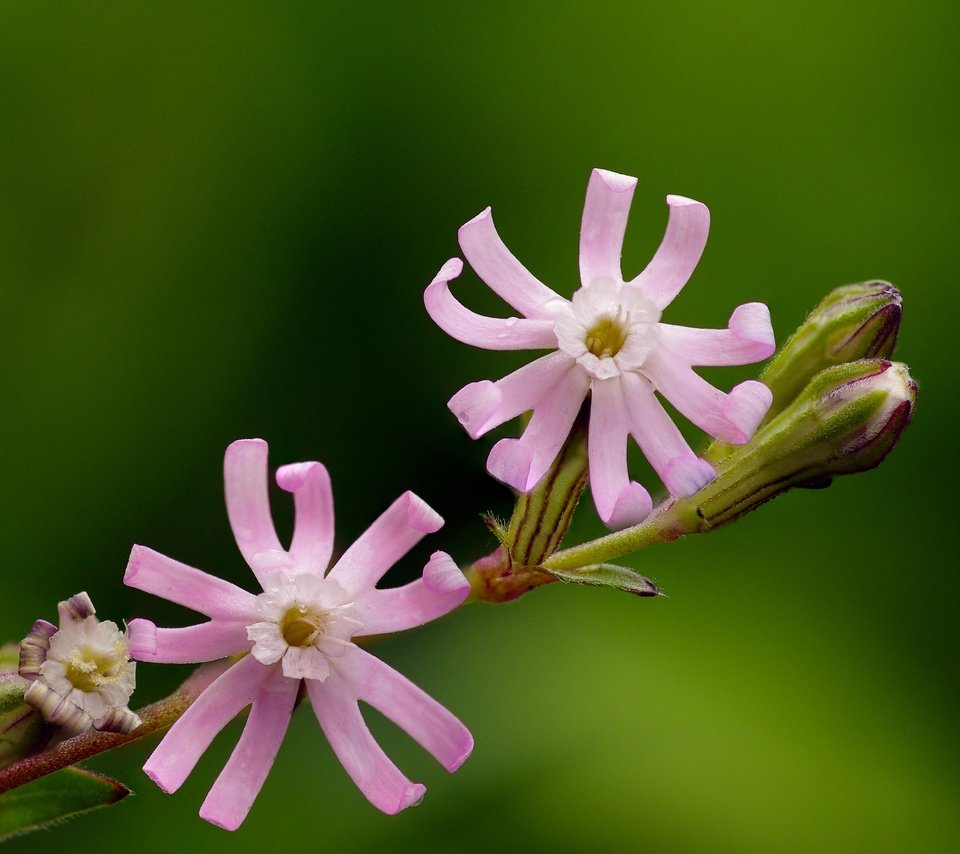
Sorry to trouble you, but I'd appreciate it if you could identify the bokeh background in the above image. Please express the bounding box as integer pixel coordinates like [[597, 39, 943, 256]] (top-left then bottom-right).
[[1, 2, 957, 851]]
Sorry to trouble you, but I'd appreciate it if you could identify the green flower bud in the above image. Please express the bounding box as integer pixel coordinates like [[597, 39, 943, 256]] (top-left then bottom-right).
[[761, 281, 902, 420], [0, 644, 44, 768], [544, 359, 917, 575], [468, 414, 589, 603], [503, 414, 588, 570], [697, 359, 916, 527]]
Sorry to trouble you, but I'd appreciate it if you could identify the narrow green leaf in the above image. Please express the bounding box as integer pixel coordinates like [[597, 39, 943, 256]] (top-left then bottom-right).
[[544, 563, 661, 597], [0, 766, 130, 841]]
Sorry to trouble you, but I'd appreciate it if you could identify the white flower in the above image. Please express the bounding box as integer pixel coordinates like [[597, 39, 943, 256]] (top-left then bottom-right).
[[19, 592, 141, 734]]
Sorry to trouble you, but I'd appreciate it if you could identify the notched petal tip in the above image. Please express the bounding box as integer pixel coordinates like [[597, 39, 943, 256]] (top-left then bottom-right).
[[448, 380, 503, 439], [57, 592, 96, 623], [26, 618, 57, 640], [458, 206, 493, 234], [123, 544, 147, 584], [423, 262, 463, 322], [126, 618, 158, 658], [593, 168, 638, 192], [226, 437, 268, 456], [19, 618, 57, 677], [662, 453, 716, 498], [722, 380, 774, 444], [389, 782, 427, 814], [24, 681, 92, 733], [602, 483, 653, 530], [730, 302, 776, 357], [401, 492, 444, 534], [198, 806, 243, 833], [486, 438, 535, 492], [142, 759, 178, 795], [447, 731, 474, 773], [94, 706, 143, 735], [429, 257, 464, 287], [665, 193, 708, 210], [276, 460, 328, 493], [423, 551, 470, 597]]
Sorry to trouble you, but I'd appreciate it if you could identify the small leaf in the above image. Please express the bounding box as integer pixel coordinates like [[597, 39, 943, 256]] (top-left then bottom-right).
[[544, 563, 661, 596], [0, 766, 131, 841]]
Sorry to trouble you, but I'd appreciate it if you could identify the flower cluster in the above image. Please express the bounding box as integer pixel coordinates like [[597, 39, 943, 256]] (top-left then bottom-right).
[[5, 167, 913, 842], [426, 168, 776, 528], [124, 439, 472, 830]]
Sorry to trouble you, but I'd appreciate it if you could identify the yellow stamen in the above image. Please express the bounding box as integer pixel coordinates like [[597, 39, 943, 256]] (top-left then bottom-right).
[[585, 315, 628, 358], [65, 645, 125, 691], [281, 605, 328, 647]]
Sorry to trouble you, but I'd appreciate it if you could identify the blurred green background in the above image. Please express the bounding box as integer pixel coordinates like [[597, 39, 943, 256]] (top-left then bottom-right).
[[1, 2, 957, 851]]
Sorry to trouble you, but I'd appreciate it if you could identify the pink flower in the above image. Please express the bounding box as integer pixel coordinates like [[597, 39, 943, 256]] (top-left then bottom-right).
[[124, 439, 472, 830], [425, 168, 776, 529]]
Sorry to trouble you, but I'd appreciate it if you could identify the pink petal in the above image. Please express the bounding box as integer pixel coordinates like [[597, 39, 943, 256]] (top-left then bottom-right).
[[338, 645, 473, 773], [143, 655, 271, 794], [579, 168, 638, 287], [198, 669, 298, 831], [307, 674, 426, 814], [276, 461, 335, 576], [723, 380, 774, 439], [123, 545, 257, 621], [645, 352, 774, 445], [658, 303, 775, 367], [224, 439, 289, 585], [631, 194, 710, 311], [447, 351, 573, 439], [587, 378, 653, 528], [353, 551, 469, 635], [620, 372, 716, 497], [326, 492, 443, 595], [458, 207, 562, 319], [129, 620, 251, 664], [424, 261, 557, 351], [487, 368, 590, 492], [422, 550, 472, 595], [125, 618, 157, 658]]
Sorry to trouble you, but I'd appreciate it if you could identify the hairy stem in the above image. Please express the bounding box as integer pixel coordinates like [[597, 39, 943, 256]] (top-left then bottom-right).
[[0, 660, 229, 794], [543, 498, 706, 571]]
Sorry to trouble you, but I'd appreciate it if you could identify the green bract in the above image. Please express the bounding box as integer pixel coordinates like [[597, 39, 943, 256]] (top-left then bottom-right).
[[0, 645, 43, 769]]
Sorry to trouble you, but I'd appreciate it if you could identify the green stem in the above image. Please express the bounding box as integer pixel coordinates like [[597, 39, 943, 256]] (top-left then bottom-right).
[[463, 546, 555, 604], [543, 498, 705, 571], [464, 414, 589, 604], [0, 660, 229, 795], [505, 416, 588, 569]]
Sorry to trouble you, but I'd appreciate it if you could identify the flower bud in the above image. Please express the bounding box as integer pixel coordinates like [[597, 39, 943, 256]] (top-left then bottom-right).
[[761, 282, 902, 420], [467, 414, 589, 603], [696, 359, 916, 527], [0, 644, 44, 768], [503, 412, 589, 570]]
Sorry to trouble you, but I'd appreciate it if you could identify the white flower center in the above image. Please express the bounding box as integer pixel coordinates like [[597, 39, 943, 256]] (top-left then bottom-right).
[[64, 644, 128, 692], [42, 617, 137, 718], [584, 311, 630, 358], [553, 280, 662, 380], [247, 572, 363, 681], [279, 604, 329, 647]]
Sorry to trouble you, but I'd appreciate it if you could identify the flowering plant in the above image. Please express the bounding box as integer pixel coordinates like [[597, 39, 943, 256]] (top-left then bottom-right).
[[0, 169, 915, 838], [426, 168, 775, 527], [125, 439, 472, 829]]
